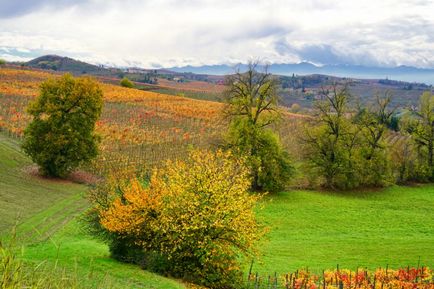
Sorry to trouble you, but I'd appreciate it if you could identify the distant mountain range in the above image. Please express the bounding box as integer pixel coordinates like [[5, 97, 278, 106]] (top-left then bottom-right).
[[167, 63, 434, 85], [16, 55, 434, 85]]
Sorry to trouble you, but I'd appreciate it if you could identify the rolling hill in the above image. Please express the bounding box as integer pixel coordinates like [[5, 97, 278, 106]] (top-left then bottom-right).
[[26, 55, 107, 74]]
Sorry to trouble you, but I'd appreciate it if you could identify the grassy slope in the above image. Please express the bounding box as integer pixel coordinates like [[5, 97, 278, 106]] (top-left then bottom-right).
[[0, 134, 85, 232], [0, 133, 184, 288], [253, 187, 434, 274]]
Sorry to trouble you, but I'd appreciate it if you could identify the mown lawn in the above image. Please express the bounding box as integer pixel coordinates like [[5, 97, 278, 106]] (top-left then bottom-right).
[[0, 133, 184, 288], [253, 186, 434, 274]]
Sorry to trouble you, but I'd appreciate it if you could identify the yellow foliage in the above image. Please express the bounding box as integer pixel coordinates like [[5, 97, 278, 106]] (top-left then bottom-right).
[[94, 149, 263, 286]]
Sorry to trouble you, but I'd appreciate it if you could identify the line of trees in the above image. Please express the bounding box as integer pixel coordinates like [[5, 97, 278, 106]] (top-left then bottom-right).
[[222, 63, 434, 191], [302, 85, 434, 189]]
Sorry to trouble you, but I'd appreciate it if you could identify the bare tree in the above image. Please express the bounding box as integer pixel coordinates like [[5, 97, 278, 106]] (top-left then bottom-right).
[[223, 61, 293, 192], [224, 62, 280, 127]]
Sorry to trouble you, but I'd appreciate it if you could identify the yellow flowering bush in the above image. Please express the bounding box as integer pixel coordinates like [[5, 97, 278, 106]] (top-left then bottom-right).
[[90, 149, 263, 288]]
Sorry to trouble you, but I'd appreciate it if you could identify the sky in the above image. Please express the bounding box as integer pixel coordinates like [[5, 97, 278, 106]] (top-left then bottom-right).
[[0, 0, 433, 68]]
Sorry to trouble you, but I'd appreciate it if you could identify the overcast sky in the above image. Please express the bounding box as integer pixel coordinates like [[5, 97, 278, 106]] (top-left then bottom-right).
[[0, 0, 433, 68]]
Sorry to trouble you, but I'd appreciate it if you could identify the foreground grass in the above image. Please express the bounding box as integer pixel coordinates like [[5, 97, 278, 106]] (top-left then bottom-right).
[[253, 186, 434, 274], [18, 219, 184, 288], [2, 132, 434, 285], [0, 134, 86, 232], [0, 133, 184, 288]]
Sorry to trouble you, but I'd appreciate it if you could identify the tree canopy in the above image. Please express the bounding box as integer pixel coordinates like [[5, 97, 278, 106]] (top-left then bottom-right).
[[22, 74, 103, 177]]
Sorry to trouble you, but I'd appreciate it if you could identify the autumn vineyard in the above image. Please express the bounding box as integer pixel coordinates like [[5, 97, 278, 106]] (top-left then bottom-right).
[[0, 67, 307, 178], [0, 67, 221, 173], [246, 267, 434, 289]]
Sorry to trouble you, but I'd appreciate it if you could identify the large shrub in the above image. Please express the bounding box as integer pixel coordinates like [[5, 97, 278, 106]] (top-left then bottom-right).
[[89, 150, 262, 288], [22, 74, 103, 177]]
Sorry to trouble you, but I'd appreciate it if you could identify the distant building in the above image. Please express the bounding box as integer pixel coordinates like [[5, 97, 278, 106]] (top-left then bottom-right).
[[126, 68, 147, 74]]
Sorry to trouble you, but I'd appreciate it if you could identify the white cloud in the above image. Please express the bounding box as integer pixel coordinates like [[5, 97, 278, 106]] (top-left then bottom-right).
[[0, 0, 433, 68], [0, 53, 32, 62]]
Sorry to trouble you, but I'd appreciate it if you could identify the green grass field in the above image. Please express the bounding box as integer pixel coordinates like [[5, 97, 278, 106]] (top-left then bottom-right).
[[253, 187, 434, 274], [0, 133, 184, 288], [1, 132, 434, 286]]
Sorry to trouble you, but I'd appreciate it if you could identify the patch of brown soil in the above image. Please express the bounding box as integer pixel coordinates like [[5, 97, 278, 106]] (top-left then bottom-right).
[[22, 165, 102, 185]]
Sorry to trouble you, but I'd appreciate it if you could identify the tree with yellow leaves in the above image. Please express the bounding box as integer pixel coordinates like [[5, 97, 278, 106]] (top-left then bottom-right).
[[89, 149, 262, 288]]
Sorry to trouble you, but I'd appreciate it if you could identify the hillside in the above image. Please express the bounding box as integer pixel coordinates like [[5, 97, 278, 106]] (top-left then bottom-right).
[[0, 134, 86, 232], [2, 128, 433, 283], [20, 55, 434, 109], [25, 55, 107, 74], [0, 66, 232, 174], [0, 133, 184, 288]]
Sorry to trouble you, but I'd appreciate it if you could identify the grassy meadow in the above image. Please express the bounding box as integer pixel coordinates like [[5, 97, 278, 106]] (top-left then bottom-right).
[[254, 186, 434, 274], [1, 131, 433, 287]]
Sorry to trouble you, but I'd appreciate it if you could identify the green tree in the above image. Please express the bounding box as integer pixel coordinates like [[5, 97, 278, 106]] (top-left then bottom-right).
[[404, 91, 434, 181], [22, 74, 103, 177], [304, 86, 396, 189], [354, 93, 394, 185], [120, 77, 134, 88], [0, 59, 6, 66], [303, 84, 362, 189], [224, 62, 294, 192]]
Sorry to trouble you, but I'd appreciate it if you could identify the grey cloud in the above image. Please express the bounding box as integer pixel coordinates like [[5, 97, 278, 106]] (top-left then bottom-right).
[[297, 44, 344, 65], [224, 25, 292, 42], [378, 17, 434, 41], [274, 39, 381, 66], [0, 0, 89, 18], [273, 41, 346, 65], [0, 0, 433, 68]]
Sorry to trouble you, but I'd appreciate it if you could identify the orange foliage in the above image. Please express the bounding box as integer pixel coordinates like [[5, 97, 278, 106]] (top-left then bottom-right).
[[0, 67, 303, 175], [157, 78, 225, 93]]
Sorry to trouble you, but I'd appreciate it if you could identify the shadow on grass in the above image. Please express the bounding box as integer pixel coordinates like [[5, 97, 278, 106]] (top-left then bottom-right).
[[280, 182, 431, 200]]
